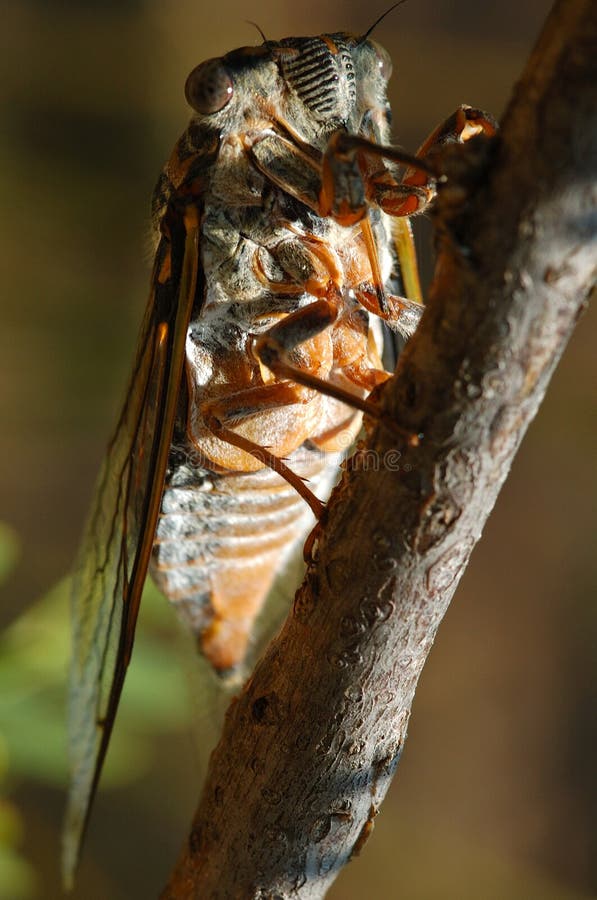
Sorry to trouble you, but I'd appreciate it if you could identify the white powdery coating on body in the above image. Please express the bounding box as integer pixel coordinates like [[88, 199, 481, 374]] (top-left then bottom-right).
[[151, 449, 341, 631]]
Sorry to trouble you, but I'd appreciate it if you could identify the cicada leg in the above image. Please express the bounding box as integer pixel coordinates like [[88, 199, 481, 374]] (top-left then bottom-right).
[[251, 299, 419, 445], [200, 381, 325, 519], [198, 291, 417, 522], [251, 105, 496, 318], [362, 105, 499, 217], [250, 129, 423, 314], [320, 107, 497, 305]]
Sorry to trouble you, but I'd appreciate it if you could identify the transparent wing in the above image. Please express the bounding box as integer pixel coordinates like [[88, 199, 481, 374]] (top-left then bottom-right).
[[62, 212, 199, 888]]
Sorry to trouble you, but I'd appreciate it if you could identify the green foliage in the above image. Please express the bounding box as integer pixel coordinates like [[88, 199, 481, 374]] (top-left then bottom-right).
[[0, 577, 191, 787], [0, 519, 195, 898], [0, 838, 38, 900]]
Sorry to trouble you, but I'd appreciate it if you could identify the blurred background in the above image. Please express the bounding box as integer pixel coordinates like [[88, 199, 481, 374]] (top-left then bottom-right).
[[1, 0, 595, 897]]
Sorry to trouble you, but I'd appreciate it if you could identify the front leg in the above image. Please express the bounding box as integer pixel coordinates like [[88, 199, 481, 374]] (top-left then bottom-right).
[[249, 131, 433, 226], [249, 132, 428, 314], [368, 105, 499, 217], [318, 106, 497, 219], [250, 108, 496, 311]]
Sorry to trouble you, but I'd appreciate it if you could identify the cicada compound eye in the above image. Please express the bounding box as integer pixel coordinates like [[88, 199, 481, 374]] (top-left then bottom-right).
[[185, 58, 234, 115]]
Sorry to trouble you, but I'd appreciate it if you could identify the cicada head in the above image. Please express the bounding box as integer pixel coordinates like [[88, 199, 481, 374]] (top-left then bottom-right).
[[183, 34, 394, 150]]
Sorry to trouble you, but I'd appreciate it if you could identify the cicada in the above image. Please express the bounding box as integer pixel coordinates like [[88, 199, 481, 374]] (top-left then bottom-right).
[[63, 25, 496, 885]]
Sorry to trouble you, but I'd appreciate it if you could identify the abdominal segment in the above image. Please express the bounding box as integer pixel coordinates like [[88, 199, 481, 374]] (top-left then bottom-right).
[[150, 446, 337, 673]]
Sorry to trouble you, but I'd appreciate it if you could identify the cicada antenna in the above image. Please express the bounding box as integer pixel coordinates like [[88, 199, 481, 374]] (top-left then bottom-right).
[[246, 20, 269, 45], [360, 0, 408, 43]]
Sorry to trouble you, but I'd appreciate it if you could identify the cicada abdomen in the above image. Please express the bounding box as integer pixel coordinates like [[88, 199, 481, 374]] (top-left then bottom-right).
[[64, 27, 497, 884], [151, 447, 338, 672]]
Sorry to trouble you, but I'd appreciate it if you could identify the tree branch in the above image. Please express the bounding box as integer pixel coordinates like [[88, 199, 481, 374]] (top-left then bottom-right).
[[163, 1, 596, 896]]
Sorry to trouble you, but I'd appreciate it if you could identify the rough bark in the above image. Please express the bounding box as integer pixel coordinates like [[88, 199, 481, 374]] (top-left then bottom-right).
[[163, 1, 596, 896]]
